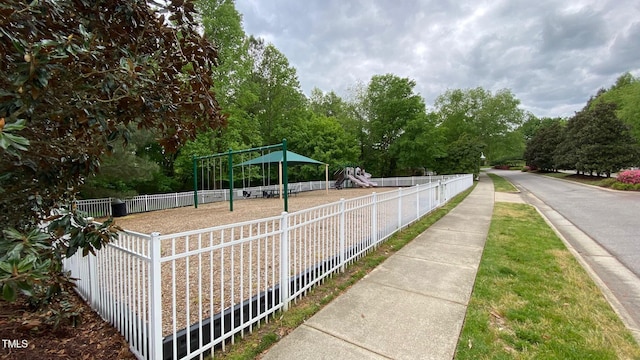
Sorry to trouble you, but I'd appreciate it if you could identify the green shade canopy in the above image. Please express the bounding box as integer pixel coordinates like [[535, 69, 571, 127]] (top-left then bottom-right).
[[236, 150, 325, 166]]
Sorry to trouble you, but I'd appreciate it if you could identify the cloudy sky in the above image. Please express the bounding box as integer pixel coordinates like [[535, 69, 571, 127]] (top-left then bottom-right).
[[235, 0, 639, 118]]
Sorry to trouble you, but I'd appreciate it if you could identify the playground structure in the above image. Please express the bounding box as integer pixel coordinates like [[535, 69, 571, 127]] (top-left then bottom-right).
[[193, 140, 329, 212], [335, 166, 378, 189], [65, 174, 474, 360]]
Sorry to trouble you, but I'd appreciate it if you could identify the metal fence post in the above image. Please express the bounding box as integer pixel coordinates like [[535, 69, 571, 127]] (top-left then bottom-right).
[[88, 253, 98, 309], [443, 182, 448, 203], [339, 198, 346, 272], [148, 232, 162, 360], [397, 188, 403, 229], [279, 212, 290, 311], [371, 193, 377, 245], [416, 184, 421, 220]]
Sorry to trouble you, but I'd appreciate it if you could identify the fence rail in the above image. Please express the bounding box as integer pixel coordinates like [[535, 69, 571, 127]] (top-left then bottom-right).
[[65, 174, 473, 360], [75, 176, 453, 218]]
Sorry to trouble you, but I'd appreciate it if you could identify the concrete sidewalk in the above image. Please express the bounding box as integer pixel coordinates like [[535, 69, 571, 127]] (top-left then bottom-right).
[[260, 175, 495, 360]]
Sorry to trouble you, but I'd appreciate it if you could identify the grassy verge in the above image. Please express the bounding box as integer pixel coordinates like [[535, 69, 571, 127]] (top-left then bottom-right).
[[541, 171, 640, 191], [486, 173, 518, 192], [455, 202, 640, 359], [540, 171, 619, 187], [211, 184, 477, 360]]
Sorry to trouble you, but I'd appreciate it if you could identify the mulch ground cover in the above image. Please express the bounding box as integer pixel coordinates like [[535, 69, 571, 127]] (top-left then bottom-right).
[[0, 292, 136, 360]]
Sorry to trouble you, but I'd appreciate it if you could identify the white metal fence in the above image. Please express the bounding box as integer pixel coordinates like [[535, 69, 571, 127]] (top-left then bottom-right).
[[64, 174, 473, 360], [75, 176, 453, 218]]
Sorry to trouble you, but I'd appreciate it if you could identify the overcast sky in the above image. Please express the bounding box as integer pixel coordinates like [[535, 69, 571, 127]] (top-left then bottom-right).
[[235, 0, 639, 118]]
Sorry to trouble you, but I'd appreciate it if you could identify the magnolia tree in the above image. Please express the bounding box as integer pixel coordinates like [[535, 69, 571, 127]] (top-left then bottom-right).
[[0, 0, 226, 312]]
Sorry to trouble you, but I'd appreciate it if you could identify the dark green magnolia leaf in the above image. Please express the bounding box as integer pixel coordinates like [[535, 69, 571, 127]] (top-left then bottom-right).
[[2, 119, 26, 131], [2, 284, 16, 302], [11, 39, 25, 54], [2, 228, 25, 241], [0, 261, 14, 275], [17, 282, 34, 297], [0, 135, 8, 150], [27, 228, 50, 243], [17, 254, 36, 272], [5, 243, 24, 261], [3, 132, 30, 146]]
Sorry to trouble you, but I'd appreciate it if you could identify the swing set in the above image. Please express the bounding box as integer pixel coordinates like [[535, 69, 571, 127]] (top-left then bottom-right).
[[192, 140, 291, 212]]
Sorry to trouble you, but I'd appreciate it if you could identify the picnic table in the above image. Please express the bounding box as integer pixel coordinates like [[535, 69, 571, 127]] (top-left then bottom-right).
[[262, 187, 299, 198]]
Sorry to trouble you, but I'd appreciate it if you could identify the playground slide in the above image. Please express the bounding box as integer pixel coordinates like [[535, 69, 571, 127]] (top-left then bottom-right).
[[347, 174, 370, 187], [356, 173, 377, 187]]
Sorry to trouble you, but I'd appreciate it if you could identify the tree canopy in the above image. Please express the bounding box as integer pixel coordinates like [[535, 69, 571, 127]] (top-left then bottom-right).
[[524, 93, 640, 175], [1, 0, 226, 227], [590, 73, 640, 143], [433, 87, 525, 163], [351, 74, 427, 176], [572, 102, 639, 176], [523, 119, 566, 171], [0, 0, 225, 306]]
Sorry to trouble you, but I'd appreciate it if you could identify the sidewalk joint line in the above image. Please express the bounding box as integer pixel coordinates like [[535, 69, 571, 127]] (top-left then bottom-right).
[[365, 280, 472, 307], [301, 323, 395, 359]]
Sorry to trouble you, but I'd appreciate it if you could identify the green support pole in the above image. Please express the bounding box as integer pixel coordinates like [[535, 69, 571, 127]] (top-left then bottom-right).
[[193, 142, 288, 212], [228, 149, 234, 212], [193, 156, 198, 208], [283, 139, 288, 212]]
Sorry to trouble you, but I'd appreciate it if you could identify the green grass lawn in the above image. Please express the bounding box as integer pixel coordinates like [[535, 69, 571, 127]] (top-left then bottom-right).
[[486, 172, 518, 192], [541, 171, 640, 191], [455, 202, 640, 359], [541, 171, 619, 187]]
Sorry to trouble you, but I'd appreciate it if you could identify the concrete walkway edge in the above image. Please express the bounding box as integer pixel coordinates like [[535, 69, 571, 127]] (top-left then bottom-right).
[[260, 175, 495, 360]]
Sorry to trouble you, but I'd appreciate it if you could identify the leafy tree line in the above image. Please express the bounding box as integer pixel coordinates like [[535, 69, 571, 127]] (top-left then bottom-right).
[[524, 73, 640, 175], [80, 0, 529, 198]]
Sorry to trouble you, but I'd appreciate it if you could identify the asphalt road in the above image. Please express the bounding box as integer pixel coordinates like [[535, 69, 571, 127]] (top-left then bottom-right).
[[491, 169, 640, 277]]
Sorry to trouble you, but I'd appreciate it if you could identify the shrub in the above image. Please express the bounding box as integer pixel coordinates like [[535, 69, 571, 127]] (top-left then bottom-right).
[[600, 178, 619, 187], [522, 166, 531, 172], [612, 182, 640, 191], [0, 205, 120, 326], [617, 170, 640, 185]]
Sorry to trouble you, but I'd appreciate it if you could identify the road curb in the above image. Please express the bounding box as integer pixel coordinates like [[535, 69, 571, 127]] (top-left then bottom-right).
[[521, 190, 640, 344]]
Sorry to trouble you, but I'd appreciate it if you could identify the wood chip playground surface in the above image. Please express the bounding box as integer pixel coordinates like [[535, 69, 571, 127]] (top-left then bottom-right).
[[112, 187, 396, 235], [101, 186, 400, 336]]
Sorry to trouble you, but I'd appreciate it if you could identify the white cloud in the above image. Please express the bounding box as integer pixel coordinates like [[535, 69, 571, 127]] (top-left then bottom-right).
[[236, 0, 640, 118]]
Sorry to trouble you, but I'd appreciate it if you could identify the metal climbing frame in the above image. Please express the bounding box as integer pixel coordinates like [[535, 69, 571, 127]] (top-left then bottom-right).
[[192, 139, 289, 212]]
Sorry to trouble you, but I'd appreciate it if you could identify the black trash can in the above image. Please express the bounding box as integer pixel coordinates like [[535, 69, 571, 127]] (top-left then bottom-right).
[[111, 199, 127, 217]]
